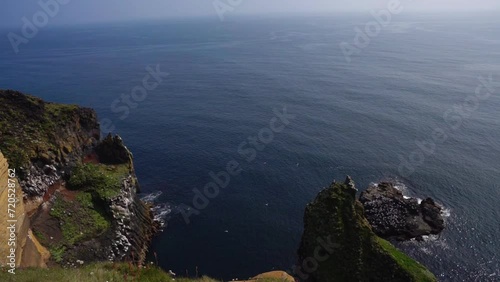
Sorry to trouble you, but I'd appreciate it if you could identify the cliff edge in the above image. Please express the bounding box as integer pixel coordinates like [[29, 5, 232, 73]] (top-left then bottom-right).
[[0, 90, 156, 267]]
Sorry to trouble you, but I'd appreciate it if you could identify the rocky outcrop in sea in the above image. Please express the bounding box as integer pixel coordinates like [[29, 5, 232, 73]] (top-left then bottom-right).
[[297, 176, 437, 282], [359, 182, 445, 241]]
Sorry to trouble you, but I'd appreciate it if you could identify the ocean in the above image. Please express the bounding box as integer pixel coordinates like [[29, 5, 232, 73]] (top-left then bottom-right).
[[0, 12, 499, 281]]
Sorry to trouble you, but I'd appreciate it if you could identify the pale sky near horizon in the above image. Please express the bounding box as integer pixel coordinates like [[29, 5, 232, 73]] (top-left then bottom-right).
[[1, 0, 499, 27]]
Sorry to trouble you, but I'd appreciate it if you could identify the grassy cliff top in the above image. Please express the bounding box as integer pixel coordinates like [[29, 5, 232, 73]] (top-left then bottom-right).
[[0, 263, 213, 282], [0, 90, 99, 169], [0, 263, 290, 282]]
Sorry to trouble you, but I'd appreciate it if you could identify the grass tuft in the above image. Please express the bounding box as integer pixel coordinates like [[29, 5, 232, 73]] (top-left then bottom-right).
[[0, 263, 222, 282], [50, 193, 110, 246], [68, 163, 130, 200]]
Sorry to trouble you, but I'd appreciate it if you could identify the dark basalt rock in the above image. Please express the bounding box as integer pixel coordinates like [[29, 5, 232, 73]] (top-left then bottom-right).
[[359, 182, 444, 240], [94, 134, 133, 165], [420, 198, 445, 231]]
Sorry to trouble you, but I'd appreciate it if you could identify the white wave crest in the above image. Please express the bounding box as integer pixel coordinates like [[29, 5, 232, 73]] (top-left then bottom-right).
[[141, 191, 163, 203], [151, 202, 172, 227], [140, 191, 172, 228], [441, 207, 451, 218]]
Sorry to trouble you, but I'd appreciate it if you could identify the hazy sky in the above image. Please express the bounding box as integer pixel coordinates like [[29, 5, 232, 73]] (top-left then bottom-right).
[[1, 0, 499, 27]]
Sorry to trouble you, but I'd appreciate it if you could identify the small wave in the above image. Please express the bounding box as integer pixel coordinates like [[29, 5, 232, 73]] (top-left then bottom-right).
[[420, 247, 433, 255], [405, 234, 449, 252], [402, 195, 422, 204], [422, 234, 440, 242], [392, 181, 409, 195], [392, 182, 425, 205], [140, 191, 172, 229], [141, 191, 163, 203], [407, 234, 439, 243], [441, 207, 451, 218], [151, 202, 172, 228]]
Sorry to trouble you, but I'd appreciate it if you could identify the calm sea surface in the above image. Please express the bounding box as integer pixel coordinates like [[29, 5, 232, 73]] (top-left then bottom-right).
[[1, 13, 499, 282]]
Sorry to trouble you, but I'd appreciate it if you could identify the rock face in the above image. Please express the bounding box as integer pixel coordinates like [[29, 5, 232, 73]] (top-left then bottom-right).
[[0, 152, 50, 268], [359, 182, 444, 240], [95, 134, 134, 165], [297, 177, 437, 282], [0, 90, 100, 197], [0, 90, 156, 267], [90, 133, 155, 262]]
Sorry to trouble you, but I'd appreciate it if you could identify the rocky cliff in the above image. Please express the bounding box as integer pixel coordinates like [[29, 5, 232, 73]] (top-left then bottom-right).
[[0, 152, 50, 269], [0, 90, 156, 267], [0, 90, 100, 197], [297, 177, 437, 282]]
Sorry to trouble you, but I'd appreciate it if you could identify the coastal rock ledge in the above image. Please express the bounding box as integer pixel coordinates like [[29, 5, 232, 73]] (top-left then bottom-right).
[[360, 182, 445, 241]]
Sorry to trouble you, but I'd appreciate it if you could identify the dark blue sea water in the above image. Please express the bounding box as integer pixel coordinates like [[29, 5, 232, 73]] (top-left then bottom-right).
[[1, 13, 499, 282]]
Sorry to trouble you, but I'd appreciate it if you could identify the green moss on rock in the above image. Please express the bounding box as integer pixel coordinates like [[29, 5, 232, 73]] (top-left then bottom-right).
[[49, 245, 67, 264], [68, 163, 131, 200], [50, 193, 111, 246]]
